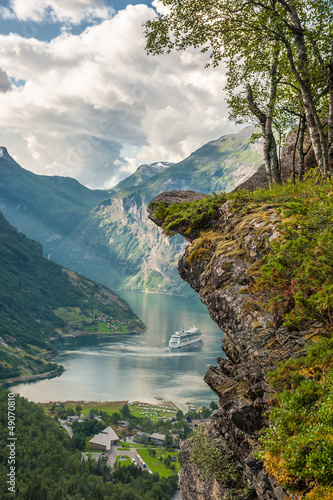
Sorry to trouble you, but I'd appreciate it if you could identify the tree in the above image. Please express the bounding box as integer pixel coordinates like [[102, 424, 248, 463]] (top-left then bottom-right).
[[176, 409, 184, 420], [210, 401, 218, 411], [145, 0, 333, 180], [120, 403, 131, 419]]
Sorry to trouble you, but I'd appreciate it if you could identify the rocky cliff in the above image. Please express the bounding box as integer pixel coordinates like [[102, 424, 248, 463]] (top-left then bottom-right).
[[148, 191, 316, 500]]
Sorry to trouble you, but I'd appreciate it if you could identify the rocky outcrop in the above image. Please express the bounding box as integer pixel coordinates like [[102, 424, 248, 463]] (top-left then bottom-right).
[[149, 191, 312, 500]]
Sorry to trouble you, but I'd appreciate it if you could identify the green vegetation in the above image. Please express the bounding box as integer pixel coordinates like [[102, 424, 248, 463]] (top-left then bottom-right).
[[116, 455, 131, 466], [188, 426, 252, 499], [145, 0, 332, 183], [152, 175, 333, 497], [149, 193, 227, 238], [225, 174, 333, 331], [257, 339, 333, 499], [136, 448, 180, 477], [0, 212, 145, 383], [0, 388, 178, 500]]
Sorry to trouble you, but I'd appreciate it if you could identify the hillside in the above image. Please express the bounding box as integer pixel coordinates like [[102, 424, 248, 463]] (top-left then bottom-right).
[[50, 127, 263, 295], [0, 128, 263, 295], [148, 179, 333, 500], [0, 212, 145, 384], [0, 146, 108, 256], [0, 388, 178, 499]]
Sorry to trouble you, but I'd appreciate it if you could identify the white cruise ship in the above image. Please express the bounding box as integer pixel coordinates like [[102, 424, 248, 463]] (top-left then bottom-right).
[[168, 326, 204, 348]]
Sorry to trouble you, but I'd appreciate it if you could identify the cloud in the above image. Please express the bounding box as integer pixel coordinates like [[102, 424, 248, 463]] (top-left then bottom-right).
[[0, 68, 12, 93], [151, 0, 171, 16], [0, 6, 16, 20], [4, 0, 114, 24], [0, 4, 239, 189]]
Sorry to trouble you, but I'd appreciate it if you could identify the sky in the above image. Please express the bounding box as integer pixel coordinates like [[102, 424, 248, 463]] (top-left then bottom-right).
[[0, 0, 240, 189]]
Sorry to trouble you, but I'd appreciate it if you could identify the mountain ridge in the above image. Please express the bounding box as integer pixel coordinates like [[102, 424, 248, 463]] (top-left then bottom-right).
[[0, 127, 263, 296], [0, 211, 145, 384]]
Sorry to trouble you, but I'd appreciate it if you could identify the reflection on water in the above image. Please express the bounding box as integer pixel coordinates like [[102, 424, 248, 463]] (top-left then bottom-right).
[[11, 292, 225, 408]]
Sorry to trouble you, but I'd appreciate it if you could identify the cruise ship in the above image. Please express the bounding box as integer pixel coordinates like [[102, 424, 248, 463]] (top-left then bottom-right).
[[168, 326, 204, 348]]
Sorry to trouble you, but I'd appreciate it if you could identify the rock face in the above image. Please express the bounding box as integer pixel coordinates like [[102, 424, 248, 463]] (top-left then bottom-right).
[[149, 191, 311, 500]]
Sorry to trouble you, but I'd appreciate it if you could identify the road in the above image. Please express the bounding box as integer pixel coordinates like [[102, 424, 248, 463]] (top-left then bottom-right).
[[59, 419, 73, 438]]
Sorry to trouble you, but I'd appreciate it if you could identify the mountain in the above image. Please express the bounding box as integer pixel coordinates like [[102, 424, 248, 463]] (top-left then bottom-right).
[[0, 212, 145, 383], [0, 127, 263, 295], [0, 146, 109, 257], [50, 127, 263, 295], [112, 161, 173, 193]]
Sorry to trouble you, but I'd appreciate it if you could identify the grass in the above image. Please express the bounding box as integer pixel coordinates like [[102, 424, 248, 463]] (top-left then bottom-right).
[[116, 455, 132, 466], [79, 402, 127, 415], [98, 322, 111, 333], [42, 401, 127, 416], [136, 448, 180, 477]]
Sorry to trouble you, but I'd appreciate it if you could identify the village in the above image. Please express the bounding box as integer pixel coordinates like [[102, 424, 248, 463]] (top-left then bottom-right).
[[40, 400, 216, 477]]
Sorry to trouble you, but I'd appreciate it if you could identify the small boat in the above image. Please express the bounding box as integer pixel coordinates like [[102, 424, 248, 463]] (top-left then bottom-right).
[[168, 326, 204, 348]]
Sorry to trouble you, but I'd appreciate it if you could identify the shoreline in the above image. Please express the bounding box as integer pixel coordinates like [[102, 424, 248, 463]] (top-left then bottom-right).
[[1, 327, 147, 388], [36, 399, 180, 410], [58, 327, 147, 339], [1, 367, 65, 388]]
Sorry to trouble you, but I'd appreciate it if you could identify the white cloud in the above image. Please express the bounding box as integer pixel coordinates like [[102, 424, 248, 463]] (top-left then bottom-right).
[[6, 0, 114, 24], [0, 4, 239, 189], [0, 67, 12, 93], [0, 6, 16, 20], [151, 0, 171, 16]]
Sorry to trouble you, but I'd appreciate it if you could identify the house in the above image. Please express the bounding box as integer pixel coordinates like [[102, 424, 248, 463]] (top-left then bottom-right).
[[149, 433, 165, 446], [67, 415, 80, 424], [89, 426, 120, 451], [134, 431, 150, 442], [187, 419, 211, 431], [118, 420, 129, 428]]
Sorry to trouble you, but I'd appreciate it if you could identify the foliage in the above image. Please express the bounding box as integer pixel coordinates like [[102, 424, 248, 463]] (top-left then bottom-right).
[[145, 0, 333, 178], [257, 339, 333, 498], [0, 388, 178, 499], [248, 174, 333, 329], [149, 193, 227, 237], [188, 426, 252, 499], [0, 212, 145, 382]]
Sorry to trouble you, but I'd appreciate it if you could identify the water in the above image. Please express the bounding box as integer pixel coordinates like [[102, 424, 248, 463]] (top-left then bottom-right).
[[11, 292, 225, 409]]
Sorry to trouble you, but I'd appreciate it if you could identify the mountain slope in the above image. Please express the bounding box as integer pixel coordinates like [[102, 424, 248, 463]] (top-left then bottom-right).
[[0, 146, 109, 256], [51, 127, 263, 295], [0, 212, 145, 383], [0, 127, 263, 296], [112, 161, 173, 193]]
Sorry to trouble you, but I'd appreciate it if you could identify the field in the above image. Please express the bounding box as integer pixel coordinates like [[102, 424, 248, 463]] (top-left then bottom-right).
[[116, 455, 132, 466], [136, 448, 180, 477], [40, 400, 127, 415]]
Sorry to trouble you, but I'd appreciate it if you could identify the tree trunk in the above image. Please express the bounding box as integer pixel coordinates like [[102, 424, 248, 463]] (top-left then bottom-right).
[[246, 49, 281, 187], [292, 121, 300, 183], [298, 115, 306, 181], [328, 43, 333, 174], [280, 1, 328, 176], [266, 47, 281, 184]]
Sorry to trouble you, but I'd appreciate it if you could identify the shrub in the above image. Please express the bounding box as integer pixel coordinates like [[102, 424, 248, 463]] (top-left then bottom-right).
[[257, 339, 333, 498]]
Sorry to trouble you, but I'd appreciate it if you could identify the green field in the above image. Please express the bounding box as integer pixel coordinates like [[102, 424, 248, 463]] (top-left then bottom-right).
[[42, 400, 127, 416], [116, 455, 132, 466], [136, 448, 180, 477]]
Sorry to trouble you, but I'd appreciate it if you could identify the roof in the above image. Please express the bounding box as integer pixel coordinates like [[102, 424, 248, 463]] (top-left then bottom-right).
[[89, 426, 119, 450], [150, 433, 165, 441]]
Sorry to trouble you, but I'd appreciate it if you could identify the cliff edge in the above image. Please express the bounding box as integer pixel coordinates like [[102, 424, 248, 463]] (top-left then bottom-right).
[[148, 189, 321, 500]]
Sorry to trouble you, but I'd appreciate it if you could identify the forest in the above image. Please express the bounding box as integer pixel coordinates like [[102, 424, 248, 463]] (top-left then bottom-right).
[[0, 389, 178, 500]]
